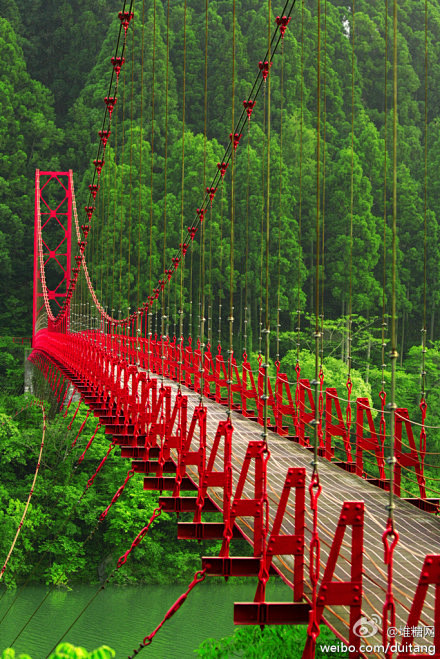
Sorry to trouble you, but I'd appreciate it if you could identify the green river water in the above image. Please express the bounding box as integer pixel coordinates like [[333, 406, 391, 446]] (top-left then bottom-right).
[[0, 581, 291, 658]]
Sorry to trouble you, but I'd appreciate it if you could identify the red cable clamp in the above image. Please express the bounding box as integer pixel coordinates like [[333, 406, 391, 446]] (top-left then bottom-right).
[[154, 288, 160, 300], [111, 56, 125, 79], [188, 226, 198, 240], [159, 279, 165, 291], [180, 242, 188, 256], [172, 256, 180, 269], [420, 396, 427, 461], [119, 10, 134, 37], [98, 130, 111, 147], [382, 519, 399, 648], [346, 375, 353, 433], [80, 224, 90, 238], [165, 268, 173, 280], [88, 184, 99, 199], [305, 472, 322, 648], [217, 161, 229, 178], [78, 240, 87, 252], [197, 207, 205, 222], [93, 159, 105, 175], [276, 16, 291, 38], [259, 61, 272, 80], [104, 97, 117, 118], [229, 132, 242, 151], [84, 206, 95, 221], [75, 255, 82, 265], [206, 186, 217, 205], [243, 99, 256, 120]]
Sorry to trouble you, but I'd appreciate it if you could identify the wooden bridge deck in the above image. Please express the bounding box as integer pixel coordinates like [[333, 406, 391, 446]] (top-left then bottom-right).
[[159, 376, 439, 657], [33, 346, 439, 657]]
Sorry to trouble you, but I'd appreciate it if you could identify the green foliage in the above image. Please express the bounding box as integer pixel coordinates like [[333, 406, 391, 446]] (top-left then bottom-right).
[[195, 624, 347, 659], [0, 643, 115, 659], [47, 643, 115, 659], [1, 649, 32, 659]]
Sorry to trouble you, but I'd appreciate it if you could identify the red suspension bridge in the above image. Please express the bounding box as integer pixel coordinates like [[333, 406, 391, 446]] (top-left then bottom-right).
[[17, 0, 440, 657]]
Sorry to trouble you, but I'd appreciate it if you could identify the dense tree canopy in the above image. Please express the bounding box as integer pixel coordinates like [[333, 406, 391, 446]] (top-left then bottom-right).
[[0, 0, 438, 359]]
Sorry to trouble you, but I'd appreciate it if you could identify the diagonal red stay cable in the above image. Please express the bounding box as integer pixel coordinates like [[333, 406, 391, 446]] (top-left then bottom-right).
[[128, 568, 207, 657], [117, 505, 163, 568], [0, 398, 39, 427], [71, 408, 91, 448], [78, 421, 102, 464], [99, 467, 135, 520]]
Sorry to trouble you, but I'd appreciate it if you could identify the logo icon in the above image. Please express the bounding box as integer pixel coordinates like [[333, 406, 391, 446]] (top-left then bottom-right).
[[353, 614, 381, 638]]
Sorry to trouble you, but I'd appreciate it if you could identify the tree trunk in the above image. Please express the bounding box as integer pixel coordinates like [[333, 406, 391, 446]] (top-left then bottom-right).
[[310, 237, 314, 313], [239, 285, 243, 355], [366, 335, 371, 384], [341, 299, 345, 362], [400, 310, 405, 367]]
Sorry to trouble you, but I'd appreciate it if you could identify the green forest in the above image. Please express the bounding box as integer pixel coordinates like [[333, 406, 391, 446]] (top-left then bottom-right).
[[0, 0, 439, 656], [3, 0, 440, 345]]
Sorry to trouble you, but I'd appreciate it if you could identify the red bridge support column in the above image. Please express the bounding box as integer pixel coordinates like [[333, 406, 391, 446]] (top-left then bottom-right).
[[33, 170, 72, 344]]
